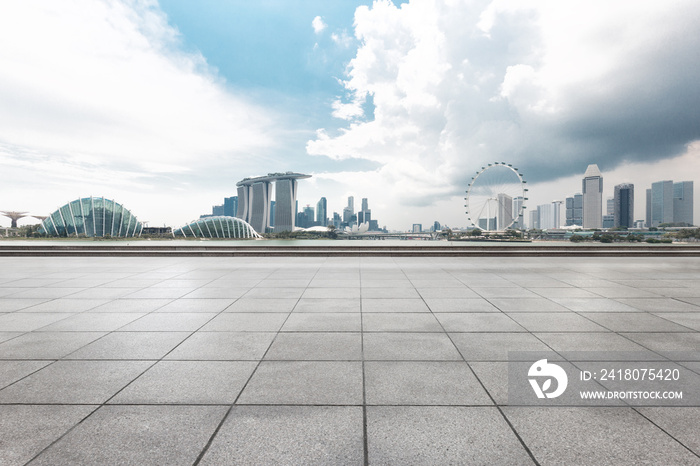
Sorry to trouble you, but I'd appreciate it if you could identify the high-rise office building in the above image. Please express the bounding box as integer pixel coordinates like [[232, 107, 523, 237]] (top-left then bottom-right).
[[358, 198, 371, 225], [606, 198, 614, 215], [582, 164, 603, 228], [316, 197, 327, 227], [650, 180, 674, 227], [497, 193, 513, 230], [565, 193, 583, 226], [537, 202, 561, 230], [646, 189, 652, 227], [673, 181, 694, 226], [613, 183, 634, 228], [412, 224, 422, 233], [343, 196, 355, 225], [512, 197, 524, 230], [529, 210, 539, 230], [223, 196, 238, 217], [212, 204, 224, 216]]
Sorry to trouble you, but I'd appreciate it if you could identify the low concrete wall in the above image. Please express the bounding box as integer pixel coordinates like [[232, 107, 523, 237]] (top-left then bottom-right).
[[1, 244, 700, 256]]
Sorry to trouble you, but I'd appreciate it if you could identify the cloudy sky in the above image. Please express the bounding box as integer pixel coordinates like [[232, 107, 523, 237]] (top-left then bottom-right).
[[1, 0, 699, 230]]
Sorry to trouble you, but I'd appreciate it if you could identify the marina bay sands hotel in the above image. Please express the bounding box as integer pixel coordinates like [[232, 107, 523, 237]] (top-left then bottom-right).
[[236, 172, 311, 233]]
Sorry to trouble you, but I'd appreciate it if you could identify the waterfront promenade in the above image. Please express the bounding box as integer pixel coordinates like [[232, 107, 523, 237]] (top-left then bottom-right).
[[1, 251, 699, 464]]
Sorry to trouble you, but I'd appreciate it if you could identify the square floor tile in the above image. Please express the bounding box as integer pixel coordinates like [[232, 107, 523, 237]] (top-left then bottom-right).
[[636, 407, 700, 455], [0, 360, 52, 389], [534, 332, 657, 360], [363, 313, 442, 332], [0, 298, 51, 312], [0, 332, 105, 359], [237, 361, 363, 405], [362, 299, 429, 313], [469, 362, 509, 404], [424, 298, 499, 313], [19, 299, 110, 313], [0, 313, 75, 332], [118, 313, 216, 332], [580, 312, 693, 332], [199, 406, 363, 465], [621, 332, 700, 359], [487, 298, 569, 312], [615, 298, 700, 312], [367, 407, 533, 465], [65, 332, 191, 360], [302, 288, 361, 299], [361, 288, 420, 299], [363, 333, 462, 361], [282, 311, 361, 331], [503, 407, 700, 465], [200, 313, 288, 332], [550, 298, 640, 313], [37, 313, 144, 332], [183, 287, 249, 299], [152, 298, 235, 313], [0, 405, 97, 466], [30, 405, 227, 466], [0, 360, 151, 404], [450, 333, 552, 361], [436, 313, 525, 332], [508, 313, 608, 332], [244, 288, 304, 299], [365, 361, 492, 405], [293, 298, 361, 313], [110, 361, 257, 404], [226, 298, 298, 313], [264, 332, 362, 360], [471, 287, 539, 298], [165, 332, 275, 360], [88, 299, 173, 313], [650, 312, 700, 331]]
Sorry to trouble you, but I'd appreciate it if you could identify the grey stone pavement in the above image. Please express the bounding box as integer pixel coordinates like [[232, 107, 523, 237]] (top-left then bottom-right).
[[0, 255, 699, 465]]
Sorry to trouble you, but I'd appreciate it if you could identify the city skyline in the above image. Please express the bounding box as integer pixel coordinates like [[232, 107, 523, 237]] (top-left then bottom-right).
[[1, 1, 700, 229]]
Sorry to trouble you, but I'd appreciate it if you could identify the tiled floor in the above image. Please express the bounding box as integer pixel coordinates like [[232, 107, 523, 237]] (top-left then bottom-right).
[[0, 256, 699, 465]]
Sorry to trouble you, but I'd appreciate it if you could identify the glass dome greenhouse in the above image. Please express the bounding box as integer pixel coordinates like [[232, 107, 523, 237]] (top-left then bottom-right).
[[39, 197, 143, 237]]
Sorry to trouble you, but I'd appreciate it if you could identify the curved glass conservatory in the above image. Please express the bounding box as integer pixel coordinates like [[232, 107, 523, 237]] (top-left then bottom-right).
[[173, 216, 261, 239], [39, 197, 143, 237]]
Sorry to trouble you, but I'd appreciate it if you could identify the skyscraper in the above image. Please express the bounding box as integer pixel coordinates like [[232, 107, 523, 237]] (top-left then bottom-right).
[[613, 183, 634, 228], [673, 181, 694, 226], [223, 196, 238, 217], [606, 198, 614, 216], [316, 197, 327, 227], [582, 164, 603, 229], [497, 193, 513, 230], [537, 202, 561, 230], [512, 196, 524, 230], [565, 194, 583, 226], [651, 180, 674, 227], [236, 173, 311, 233], [343, 196, 355, 225], [646, 189, 652, 227], [529, 210, 539, 230], [359, 198, 371, 225]]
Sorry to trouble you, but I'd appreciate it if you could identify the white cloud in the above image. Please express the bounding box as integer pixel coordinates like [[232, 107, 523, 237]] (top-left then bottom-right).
[[331, 31, 353, 48], [312, 15, 327, 34], [0, 0, 279, 226], [306, 0, 700, 228]]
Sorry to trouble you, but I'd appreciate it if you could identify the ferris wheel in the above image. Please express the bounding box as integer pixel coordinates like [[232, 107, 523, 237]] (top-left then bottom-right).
[[465, 162, 528, 231]]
